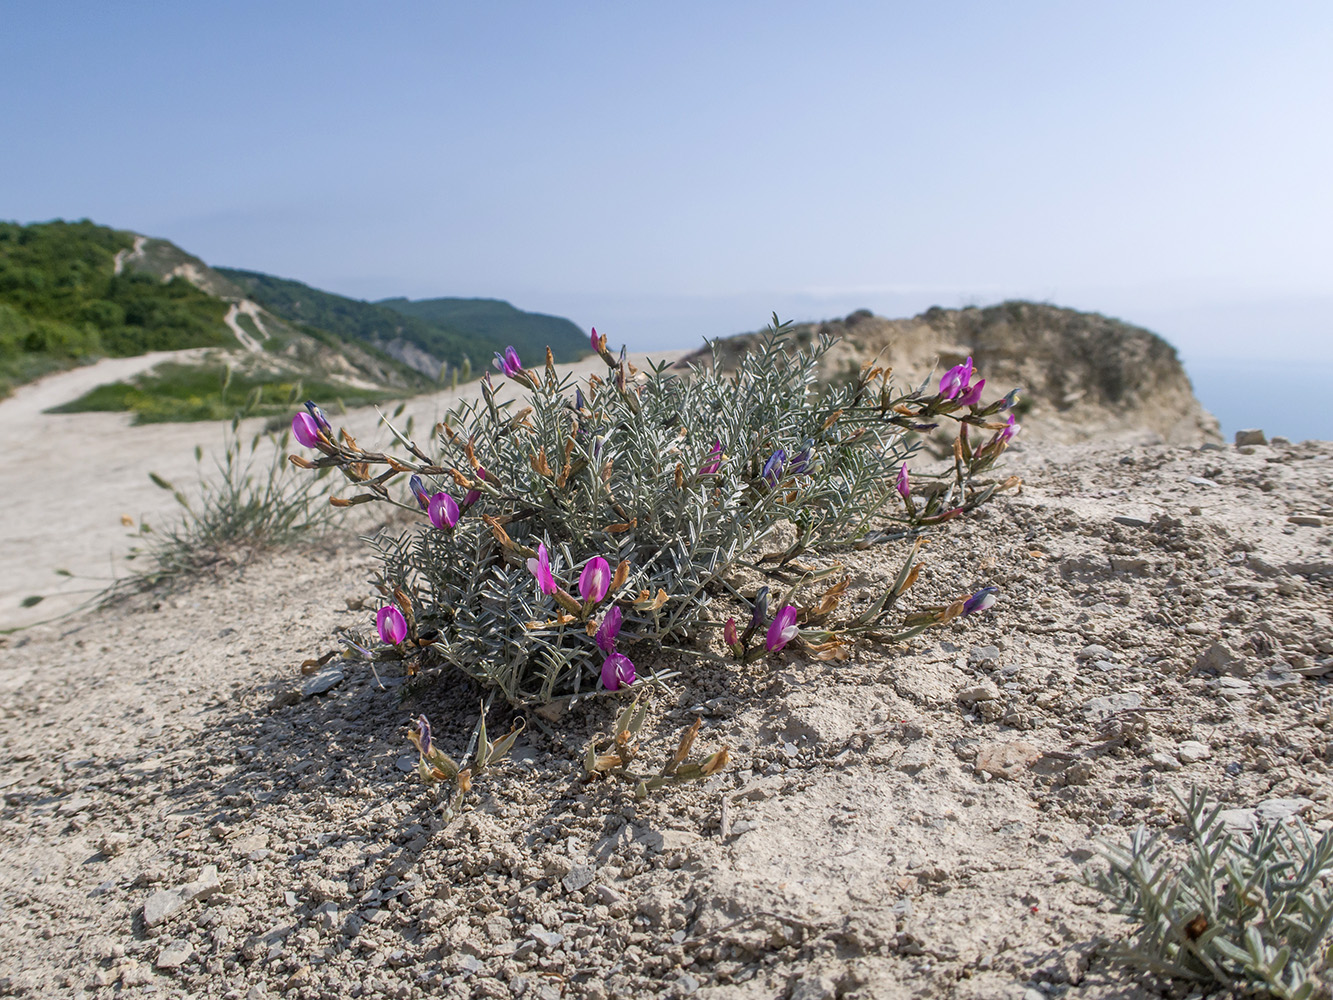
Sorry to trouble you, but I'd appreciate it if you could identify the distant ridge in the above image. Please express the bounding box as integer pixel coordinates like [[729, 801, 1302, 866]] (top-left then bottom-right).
[[378, 297, 587, 368]]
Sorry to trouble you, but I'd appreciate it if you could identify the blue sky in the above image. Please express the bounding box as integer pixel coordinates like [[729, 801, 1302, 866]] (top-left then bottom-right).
[[3, 2, 1331, 363]]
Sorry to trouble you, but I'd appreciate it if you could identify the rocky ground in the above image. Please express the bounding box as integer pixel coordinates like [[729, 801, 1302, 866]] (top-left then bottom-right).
[[2, 424, 1332, 998]]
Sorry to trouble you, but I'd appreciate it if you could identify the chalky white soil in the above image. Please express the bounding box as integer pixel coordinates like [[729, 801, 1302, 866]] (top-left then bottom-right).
[[1, 377, 1332, 998]]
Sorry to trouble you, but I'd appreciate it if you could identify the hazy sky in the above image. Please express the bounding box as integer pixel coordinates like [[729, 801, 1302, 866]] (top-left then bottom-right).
[[4, 2, 1331, 361]]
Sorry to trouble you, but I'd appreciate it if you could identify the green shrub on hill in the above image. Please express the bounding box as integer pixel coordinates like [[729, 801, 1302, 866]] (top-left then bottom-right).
[[0, 220, 233, 395], [378, 296, 588, 363]]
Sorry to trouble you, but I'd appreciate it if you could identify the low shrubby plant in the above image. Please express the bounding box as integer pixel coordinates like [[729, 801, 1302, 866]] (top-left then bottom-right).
[[1088, 787, 1333, 999], [291, 318, 1021, 707], [125, 415, 334, 590]]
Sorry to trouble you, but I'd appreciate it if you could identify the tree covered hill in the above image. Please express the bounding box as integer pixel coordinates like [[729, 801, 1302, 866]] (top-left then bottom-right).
[[0, 220, 234, 394], [378, 296, 588, 366]]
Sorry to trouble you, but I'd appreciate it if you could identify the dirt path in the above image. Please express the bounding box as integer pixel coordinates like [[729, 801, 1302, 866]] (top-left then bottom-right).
[[0, 427, 1329, 998]]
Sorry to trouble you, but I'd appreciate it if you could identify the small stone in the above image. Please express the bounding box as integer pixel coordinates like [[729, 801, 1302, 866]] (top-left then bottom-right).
[[974, 740, 1041, 780], [596, 885, 624, 906], [958, 681, 1000, 704], [1111, 515, 1151, 527], [155, 939, 193, 969], [1288, 515, 1325, 527], [1234, 428, 1267, 446], [1149, 752, 1182, 771], [790, 973, 839, 1000], [315, 903, 339, 932], [968, 645, 1001, 667], [1196, 641, 1248, 677], [396, 755, 416, 773], [1214, 676, 1255, 697], [676, 973, 700, 995], [98, 831, 131, 857], [529, 928, 563, 949], [181, 865, 220, 902], [143, 888, 186, 928], [302, 668, 345, 698], [1176, 740, 1211, 764], [1186, 476, 1220, 487], [1077, 644, 1117, 662], [562, 864, 595, 893], [1083, 693, 1142, 723]]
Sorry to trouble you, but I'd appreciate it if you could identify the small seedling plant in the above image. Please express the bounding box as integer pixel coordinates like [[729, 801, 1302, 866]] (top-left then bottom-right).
[[291, 319, 1020, 707], [1088, 787, 1333, 1000]]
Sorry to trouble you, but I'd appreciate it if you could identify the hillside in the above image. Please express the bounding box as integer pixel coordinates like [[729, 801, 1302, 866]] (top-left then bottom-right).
[[219, 272, 590, 378], [378, 295, 588, 366], [688, 301, 1222, 446], [0, 219, 433, 419], [0, 220, 234, 396]]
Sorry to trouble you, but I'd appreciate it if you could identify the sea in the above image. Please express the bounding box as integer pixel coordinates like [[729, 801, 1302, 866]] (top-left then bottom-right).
[[1184, 358, 1333, 443]]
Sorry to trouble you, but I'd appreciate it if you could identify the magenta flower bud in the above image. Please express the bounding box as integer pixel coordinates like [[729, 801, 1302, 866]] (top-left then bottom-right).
[[590, 327, 601, 353], [428, 492, 460, 530], [896, 462, 911, 501], [409, 474, 430, 510], [698, 439, 723, 476], [956, 377, 985, 407], [526, 542, 558, 596], [377, 605, 408, 645], [765, 605, 800, 652], [938, 357, 974, 400], [463, 466, 486, 507], [723, 617, 738, 647], [601, 651, 636, 691], [579, 556, 612, 605], [292, 411, 321, 448], [304, 401, 333, 436], [595, 606, 622, 653], [761, 448, 786, 487], [416, 714, 432, 756], [493, 346, 523, 378], [996, 414, 1020, 444], [962, 586, 998, 616]]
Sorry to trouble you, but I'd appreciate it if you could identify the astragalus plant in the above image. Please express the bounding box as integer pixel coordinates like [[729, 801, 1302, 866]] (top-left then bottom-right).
[[291, 318, 1021, 706], [1089, 788, 1333, 1000]]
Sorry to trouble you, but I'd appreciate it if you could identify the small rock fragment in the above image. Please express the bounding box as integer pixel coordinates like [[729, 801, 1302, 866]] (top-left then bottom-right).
[[562, 864, 595, 893], [1195, 641, 1248, 677], [529, 927, 564, 949], [155, 940, 193, 969], [1149, 752, 1182, 771], [958, 681, 1000, 704], [974, 740, 1041, 780], [968, 645, 1001, 667], [1082, 693, 1142, 723], [1288, 515, 1325, 527], [1176, 740, 1211, 764], [1234, 429, 1267, 446], [143, 889, 186, 928], [302, 668, 345, 698]]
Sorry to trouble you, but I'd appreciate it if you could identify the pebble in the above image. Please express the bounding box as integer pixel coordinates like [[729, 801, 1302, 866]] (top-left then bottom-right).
[[974, 740, 1041, 780], [1219, 798, 1314, 832], [1077, 644, 1117, 662], [1288, 515, 1325, 527], [1083, 693, 1142, 722], [396, 755, 417, 773], [1234, 429, 1267, 446], [1195, 641, 1246, 677], [968, 645, 1001, 667], [1186, 476, 1220, 488], [302, 668, 345, 698], [143, 888, 186, 928], [596, 885, 624, 906], [676, 973, 700, 995], [1111, 515, 1151, 527], [958, 681, 1000, 704], [155, 940, 193, 969], [562, 864, 595, 893], [529, 928, 563, 949], [1149, 752, 1182, 771], [1176, 741, 1211, 764]]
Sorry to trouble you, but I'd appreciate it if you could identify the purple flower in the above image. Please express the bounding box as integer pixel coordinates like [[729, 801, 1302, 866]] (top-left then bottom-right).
[[939, 357, 974, 400], [463, 466, 487, 507], [292, 411, 321, 448], [962, 587, 998, 616], [304, 401, 333, 436], [416, 714, 432, 756], [996, 414, 1020, 444], [601, 651, 636, 691], [765, 605, 800, 652], [377, 605, 408, 645], [698, 439, 723, 476], [409, 474, 430, 510], [428, 492, 459, 530], [590, 327, 601, 353], [761, 448, 786, 487], [956, 377, 985, 407], [789, 439, 814, 476], [493, 346, 523, 378], [741, 586, 769, 644], [579, 556, 612, 605], [526, 542, 558, 596], [574, 388, 586, 411], [723, 617, 738, 647], [595, 606, 622, 653], [896, 462, 911, 500]]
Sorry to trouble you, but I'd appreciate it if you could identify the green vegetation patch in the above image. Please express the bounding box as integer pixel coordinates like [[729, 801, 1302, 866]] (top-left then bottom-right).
[[378, 296, 589, 363], [50, 362, 405, 424], [0, 220, 234, 396]]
